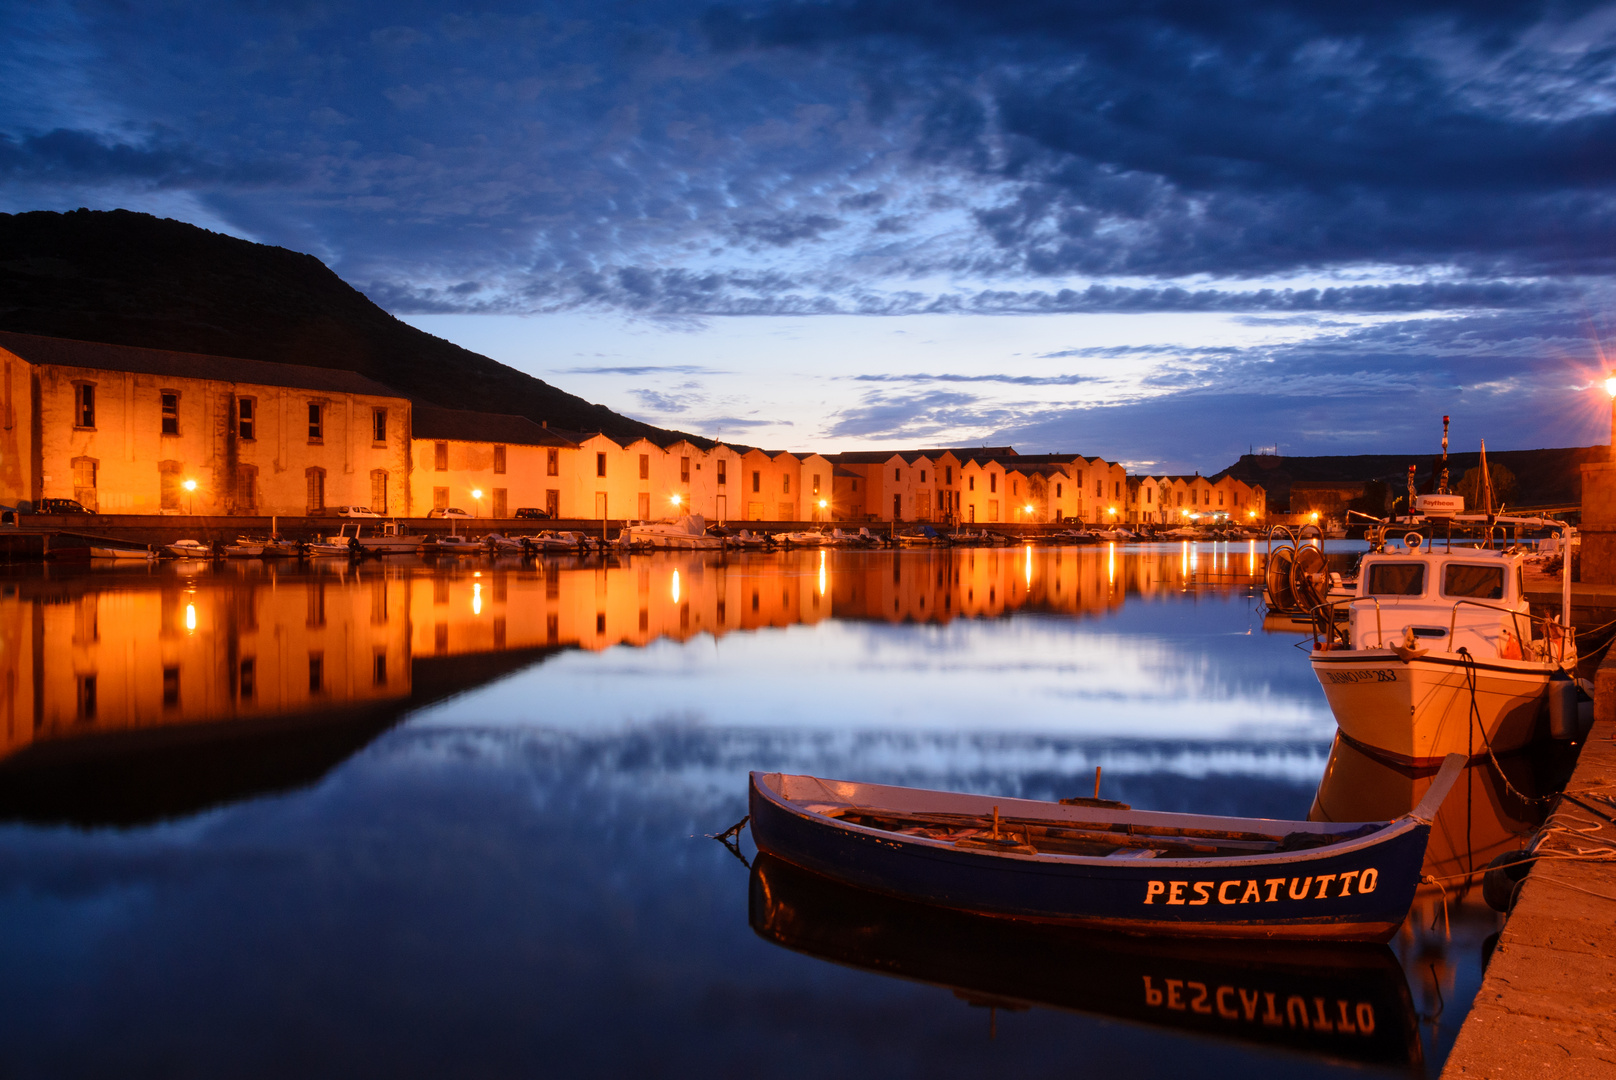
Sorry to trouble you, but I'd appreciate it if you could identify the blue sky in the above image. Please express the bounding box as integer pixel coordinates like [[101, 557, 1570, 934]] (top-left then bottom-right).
[[6, 0, 1616, 469]]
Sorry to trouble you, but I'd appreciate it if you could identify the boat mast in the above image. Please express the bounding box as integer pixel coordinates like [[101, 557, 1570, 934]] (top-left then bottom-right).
[[1439, 415, 1450, 494]]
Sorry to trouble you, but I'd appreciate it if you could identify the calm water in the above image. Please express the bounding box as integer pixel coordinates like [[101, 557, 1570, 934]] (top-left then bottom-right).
[[0, 544, 1529, 1077]]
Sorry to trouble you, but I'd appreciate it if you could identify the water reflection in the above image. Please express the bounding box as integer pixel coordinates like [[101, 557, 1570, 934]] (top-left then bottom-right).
[[750, 854, 1423, 1068]]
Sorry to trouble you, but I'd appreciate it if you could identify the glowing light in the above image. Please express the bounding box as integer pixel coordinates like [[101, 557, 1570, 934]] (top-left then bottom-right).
[[1025, 544, 1033, 587], [1248, 510, 1256, 519], [818, 549, 827, 595], [185, 603, 196, 632], [1606, 373, 1616, 397], [472, 489, 483, 500], [1107, 506, 1117, 518], [1248, 538, 1256, 577], [1107, 542, 1115, 586], [181, 479, 197, 492], [671, 569, 681, 604], [671, 493, 682, 506], [818, 499, 827, 509], [472, 582, 482, 615]]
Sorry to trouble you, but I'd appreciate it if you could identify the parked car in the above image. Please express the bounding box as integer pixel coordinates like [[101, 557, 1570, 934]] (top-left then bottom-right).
[[428, 507, 473, 519], [32, 498, 93, 515], [335, 506, 382, 518], [513, 507, 551, 519]]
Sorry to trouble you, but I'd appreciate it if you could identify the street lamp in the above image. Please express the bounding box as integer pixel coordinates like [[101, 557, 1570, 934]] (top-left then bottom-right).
[[671, 493, 682, 507], [182, 478, 198, 516], [471, 489, 483, 517]]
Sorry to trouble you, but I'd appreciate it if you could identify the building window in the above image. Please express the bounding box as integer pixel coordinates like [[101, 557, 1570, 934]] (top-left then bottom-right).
[[546, 489, 560, 517], [989, 474, 997, 494], [72, 456, 98, 511], [493, 488, 507, 517], [371, 469, 388, 514], [1056, 483, 1063, 498], [77, 674, 97, 720], [752, 470, 761, 493], [308, 653, 324, 694], [681, 456, 690, 483], [494, 445, 507, 474], [717, 460, 727, 485], [374, 653, 388, 686], [236, 464, 258, 514], [1147, 488, 1153, 504], [547, 448, 559, 476], [921, 470, 927, 482], [237, 397, 255, 440], [783, 474, 790, 494], [306, 466, 326, 513], [161, 391, 179, 435], [307, 402, 323, 442], [851, 479, 858, 491], [434, 441, 448, 471], [968, 476, 975, 491], [1218, 491, 1224, 506], [1117, 481, 1122, 498], [160, 461, 183, 511], [597, 453, 607, 478], [812, 473, 820, 495], [74, 383, 95, 428], [894, 468, 900, 481], [238, 658, 255, 701], [946, 466, 954, 485], [639, 454, 649, 480], [373, 408, 387, 444], [433, 486, 449, 511]]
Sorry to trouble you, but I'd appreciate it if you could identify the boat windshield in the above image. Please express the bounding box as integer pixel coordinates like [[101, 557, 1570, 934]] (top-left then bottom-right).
[[1442, 564, 1504, 600], [1365, 563, 1425, 596]]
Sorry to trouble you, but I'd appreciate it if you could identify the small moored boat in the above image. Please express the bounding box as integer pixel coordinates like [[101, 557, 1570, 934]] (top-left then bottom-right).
[[747, 757, 1464, 942]]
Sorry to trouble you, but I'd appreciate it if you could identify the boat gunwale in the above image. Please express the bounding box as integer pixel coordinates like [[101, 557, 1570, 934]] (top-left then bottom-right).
[[750, 770, 1425, 871], [1308, 648, 1564, 676]]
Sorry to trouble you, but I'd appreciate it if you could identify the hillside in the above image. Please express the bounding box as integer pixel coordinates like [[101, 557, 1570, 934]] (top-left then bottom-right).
[[1218, 446, 1604, 511], [0, 209, 686, 444]]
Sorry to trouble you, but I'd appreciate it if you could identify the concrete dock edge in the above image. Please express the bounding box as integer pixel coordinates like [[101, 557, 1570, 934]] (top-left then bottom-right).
[[1439, 647, 1616, 1079]]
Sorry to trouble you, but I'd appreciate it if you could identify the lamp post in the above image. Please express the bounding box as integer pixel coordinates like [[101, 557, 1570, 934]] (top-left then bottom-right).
[[471, 489, 483, 518], [1607, 372, 1616, 460], [182, 477, 198, 516]]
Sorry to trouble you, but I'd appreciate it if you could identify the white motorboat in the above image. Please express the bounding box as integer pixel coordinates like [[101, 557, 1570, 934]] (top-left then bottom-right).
[[483, 532, 529, 554], [166, 539, 214, 559], [771, 528, 829, 546], [90, 545, 156, 560], [334, 520, 426, 554], [620, 514, 724, 550], [1308, 525, 1575, 766], [1092, 527, 1134, 541], [428, 534, 484, 555], [222, 541, 264, 557]]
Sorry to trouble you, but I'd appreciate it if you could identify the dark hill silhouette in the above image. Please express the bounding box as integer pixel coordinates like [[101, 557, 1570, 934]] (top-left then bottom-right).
[[0, 208, 690, 444], [1216, 445, 1604, 511]]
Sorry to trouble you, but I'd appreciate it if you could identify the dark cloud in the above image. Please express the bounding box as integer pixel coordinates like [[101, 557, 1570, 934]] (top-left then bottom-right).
[[825, 389, 1020, 439]]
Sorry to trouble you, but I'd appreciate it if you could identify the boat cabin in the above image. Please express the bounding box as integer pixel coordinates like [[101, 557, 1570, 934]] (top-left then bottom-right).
[[1347, 545, 1541, 659]]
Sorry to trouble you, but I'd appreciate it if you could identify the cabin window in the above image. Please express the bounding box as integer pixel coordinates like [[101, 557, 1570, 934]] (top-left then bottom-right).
[[1366, 563, 1425, 596], [307, 402, 323, 442], [1443, 564, 1504, 600], [547, 448, 559, 476], [494, 444, 507, 474], [434, 441, 448, 471], [74, 382, 96, 429], [160, 391, 179, 435], [372, 408, 387, 444], [237, 398, 255, 440]]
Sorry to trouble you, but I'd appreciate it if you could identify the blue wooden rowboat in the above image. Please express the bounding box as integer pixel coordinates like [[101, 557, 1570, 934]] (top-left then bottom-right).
[[747, 754, 1465, 942]]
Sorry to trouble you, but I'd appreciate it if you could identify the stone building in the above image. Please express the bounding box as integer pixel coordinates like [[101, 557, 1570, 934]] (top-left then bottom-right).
[[411, 406, 580, 518], [0, 331, 412, 516]]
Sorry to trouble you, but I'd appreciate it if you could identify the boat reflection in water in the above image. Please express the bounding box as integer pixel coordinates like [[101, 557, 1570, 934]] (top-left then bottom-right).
[[749, 853, 1423, 1068]]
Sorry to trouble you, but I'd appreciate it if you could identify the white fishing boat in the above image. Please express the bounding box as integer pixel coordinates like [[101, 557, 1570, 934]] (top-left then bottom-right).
[[772, 528, 829, 546], [1308, 510, 1576, 766], [337, 520, 426, 554], [620, 514, 724, 550], [222, 541, 264, 557], [483, 532, 529, 554]]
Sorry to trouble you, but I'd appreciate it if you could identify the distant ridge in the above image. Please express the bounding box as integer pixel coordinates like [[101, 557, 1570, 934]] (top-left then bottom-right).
[[0, 208, 691, 445], [1216, 446, 1605, 510]]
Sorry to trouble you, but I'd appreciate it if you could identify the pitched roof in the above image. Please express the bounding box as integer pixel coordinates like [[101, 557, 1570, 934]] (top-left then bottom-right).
[[411, 405, 580, 447], [0, 330, 403, 398]]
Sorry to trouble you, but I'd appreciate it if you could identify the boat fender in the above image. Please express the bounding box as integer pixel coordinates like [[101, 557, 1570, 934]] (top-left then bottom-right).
[[1482, 850, 1533, 913], [1548, 669, 1580, 740]]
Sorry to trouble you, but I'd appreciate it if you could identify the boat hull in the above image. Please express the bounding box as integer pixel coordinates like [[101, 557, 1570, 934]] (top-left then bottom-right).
[[749, 773, 1433, 941], [1310, 650, 1550, 766]]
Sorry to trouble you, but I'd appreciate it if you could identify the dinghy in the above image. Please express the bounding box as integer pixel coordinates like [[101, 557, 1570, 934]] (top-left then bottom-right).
[[747, 756, 1464, 942]]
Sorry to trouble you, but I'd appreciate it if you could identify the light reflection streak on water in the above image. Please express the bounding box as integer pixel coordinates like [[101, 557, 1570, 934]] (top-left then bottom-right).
[[818, 549, 826, 596], [185, 603, 196, 632], [472, 582, 482, 616], [671, 569, 681, 604]]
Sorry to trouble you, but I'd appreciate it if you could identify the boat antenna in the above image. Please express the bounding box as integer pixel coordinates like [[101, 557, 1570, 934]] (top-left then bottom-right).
[[1439, 415, 1450, 495], [1406, 464, 1417, 517]]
